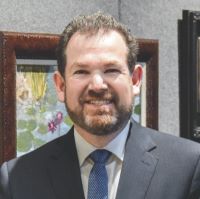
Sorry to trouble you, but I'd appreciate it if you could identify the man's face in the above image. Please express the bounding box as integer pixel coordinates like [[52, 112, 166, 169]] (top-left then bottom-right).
[[54, 30, 142, 136]]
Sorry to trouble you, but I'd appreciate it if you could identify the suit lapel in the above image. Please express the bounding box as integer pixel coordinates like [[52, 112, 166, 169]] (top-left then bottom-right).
[[46, 128, 85, 199], [116, 121, 159, 199], [45, 121, 158, 199]]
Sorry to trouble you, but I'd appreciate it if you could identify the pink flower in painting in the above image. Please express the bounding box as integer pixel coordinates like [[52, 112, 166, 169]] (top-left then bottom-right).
[[55, 111, 63, 125], [48, 112, 64, 133], [48, 120, 57, 133]]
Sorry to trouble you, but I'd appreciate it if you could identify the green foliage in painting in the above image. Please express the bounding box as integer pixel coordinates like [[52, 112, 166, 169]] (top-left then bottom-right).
[[18, 120, 28, 129], [17, 131, 33, 152], [46, 95, 57, 105], [39, 106, 46, 113], [134, 104, 141, 115], [18, 119, 37, 131], [32, 138, 46, 148], [25, 106, 36, 115], [26, 119, 37, 131], [38, 123, 48, 134], [64, 116, 73, 126]]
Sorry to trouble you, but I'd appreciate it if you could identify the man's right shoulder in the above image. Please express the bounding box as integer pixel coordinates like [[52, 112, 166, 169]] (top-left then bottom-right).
[[1, 132, 70, 172]]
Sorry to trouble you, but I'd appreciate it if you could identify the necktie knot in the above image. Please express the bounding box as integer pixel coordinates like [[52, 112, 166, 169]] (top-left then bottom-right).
[[89, 149, 111, 164]]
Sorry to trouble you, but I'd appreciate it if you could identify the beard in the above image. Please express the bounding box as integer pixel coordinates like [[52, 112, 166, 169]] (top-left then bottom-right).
[[65, 89, 134, 136]]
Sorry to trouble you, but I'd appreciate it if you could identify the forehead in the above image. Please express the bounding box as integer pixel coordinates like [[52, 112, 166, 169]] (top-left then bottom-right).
[[66, 29, 128, 55]]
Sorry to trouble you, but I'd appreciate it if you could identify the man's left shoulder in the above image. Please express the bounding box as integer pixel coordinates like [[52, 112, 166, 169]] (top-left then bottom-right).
[[145, 128, 200, 198], [146, 125, 200, 155], [131, 120, 200, 155]]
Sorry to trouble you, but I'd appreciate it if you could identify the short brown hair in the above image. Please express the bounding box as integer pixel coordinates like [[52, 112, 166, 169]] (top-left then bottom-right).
[[56, 12, 138, 76]]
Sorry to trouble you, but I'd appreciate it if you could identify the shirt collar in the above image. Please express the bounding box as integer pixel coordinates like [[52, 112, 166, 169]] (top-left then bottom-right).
[[74, 121, 130, 167]]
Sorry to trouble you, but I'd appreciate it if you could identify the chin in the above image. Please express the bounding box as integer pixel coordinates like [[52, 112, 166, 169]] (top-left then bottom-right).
[[85, 114, 117, 128]]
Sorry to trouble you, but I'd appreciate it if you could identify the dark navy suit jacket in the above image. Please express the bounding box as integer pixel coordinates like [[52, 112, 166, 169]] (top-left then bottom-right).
[[1, 120, 200, 199]]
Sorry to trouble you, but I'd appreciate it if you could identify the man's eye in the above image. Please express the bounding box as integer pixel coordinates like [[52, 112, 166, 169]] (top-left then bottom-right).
[[105, 69, 121, 74], [74, 70, 89, 75]]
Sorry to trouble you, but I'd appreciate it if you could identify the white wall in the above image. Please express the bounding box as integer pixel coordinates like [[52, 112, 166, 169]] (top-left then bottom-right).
[[0, 0, 118, 33]]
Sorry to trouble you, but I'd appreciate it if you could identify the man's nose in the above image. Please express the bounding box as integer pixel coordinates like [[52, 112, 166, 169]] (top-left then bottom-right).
[[88, 73, 108, 92]]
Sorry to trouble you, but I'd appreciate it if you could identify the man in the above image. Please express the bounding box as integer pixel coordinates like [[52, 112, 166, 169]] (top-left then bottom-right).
[[0, 12, 200, 199]]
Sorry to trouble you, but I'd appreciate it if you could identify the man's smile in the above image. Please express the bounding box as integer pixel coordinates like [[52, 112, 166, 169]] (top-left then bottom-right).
[[86, 100, 112, 105]]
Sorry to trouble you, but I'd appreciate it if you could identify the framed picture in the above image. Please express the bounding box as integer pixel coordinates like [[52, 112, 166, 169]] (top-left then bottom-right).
[[16, 59, 73, 157], [136, 39, 158, 129], [0, 31, 158, 164], [178, 10, 200, 142], [197, 37, 200, 112], [133, 62, 147, 126]]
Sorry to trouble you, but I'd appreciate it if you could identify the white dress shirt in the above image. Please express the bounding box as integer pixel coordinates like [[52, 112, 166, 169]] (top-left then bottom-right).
[[74, 122, 130, 199]]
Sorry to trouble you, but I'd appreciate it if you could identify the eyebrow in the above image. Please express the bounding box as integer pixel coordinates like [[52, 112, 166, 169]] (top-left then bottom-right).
[[71, 61, 123, 68], [71, 63, 88, 68], [104, 62, 123, 67]]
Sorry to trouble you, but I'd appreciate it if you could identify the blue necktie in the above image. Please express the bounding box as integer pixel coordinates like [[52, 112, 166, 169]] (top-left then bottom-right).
[[87, 149, 111, 199]]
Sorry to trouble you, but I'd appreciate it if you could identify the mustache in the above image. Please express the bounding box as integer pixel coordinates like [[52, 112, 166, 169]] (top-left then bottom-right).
[[79, 90, 118, 104]]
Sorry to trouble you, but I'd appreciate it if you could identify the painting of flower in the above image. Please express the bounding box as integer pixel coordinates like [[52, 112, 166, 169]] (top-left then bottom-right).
[[16, 64, 73, 157]]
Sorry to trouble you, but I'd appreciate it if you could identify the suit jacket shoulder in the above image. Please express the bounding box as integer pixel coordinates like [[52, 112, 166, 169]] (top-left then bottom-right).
[[117, 120, 200, 199], [0, 128, 85, 199]]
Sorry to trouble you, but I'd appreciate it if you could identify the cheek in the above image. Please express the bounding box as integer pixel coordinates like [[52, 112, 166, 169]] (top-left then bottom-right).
[[114, 82, 133, 104], [65, 79, 85, 104]]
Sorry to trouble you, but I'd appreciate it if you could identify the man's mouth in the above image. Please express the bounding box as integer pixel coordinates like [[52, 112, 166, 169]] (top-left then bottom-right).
[[86, 100, 111, 105]]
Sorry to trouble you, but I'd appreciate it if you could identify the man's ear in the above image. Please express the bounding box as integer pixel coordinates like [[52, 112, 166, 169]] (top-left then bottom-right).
[[53, 71, 65, 102], [132, 64, 143, 96]]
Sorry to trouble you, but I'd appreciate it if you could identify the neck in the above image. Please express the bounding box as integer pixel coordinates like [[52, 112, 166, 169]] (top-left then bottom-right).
[[74, 125, 122, 148]]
